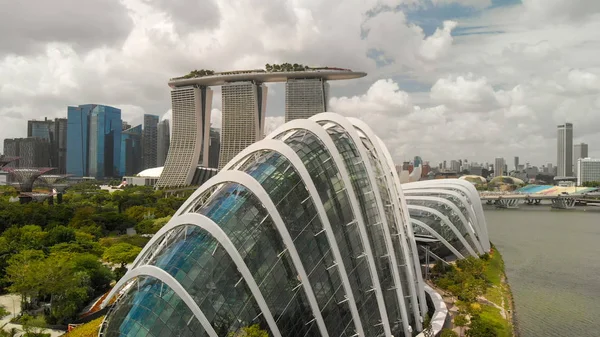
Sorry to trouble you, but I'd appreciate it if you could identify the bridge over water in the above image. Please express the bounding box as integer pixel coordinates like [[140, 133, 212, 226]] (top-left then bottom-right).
[[479, 192, 600, 209]]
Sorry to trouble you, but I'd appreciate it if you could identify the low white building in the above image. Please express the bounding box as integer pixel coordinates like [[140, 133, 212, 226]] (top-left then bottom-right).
[[577, 158, 600, 185], [124, 167, 163, 187]]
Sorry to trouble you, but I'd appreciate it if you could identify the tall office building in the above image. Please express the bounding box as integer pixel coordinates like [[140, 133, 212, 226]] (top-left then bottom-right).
[[67, 104, 95, 177], [27, 117, 68, 173], [199, 127, 220, 169], [218, 81, 267, 169], [3, 138, 51, 168], [157, 119, 170, 167], [573, 142, 588, 174], [285, 78, 329, 122], [514, 156, 519, 171], [494, 157, 505, 177], [122, 121, 131, 131], [120, 125, 143, 176], [156, 86, 213, 188], [450, 160, 460, 172], [142, 114, 159, 169], [54, 118, 68, 174], [88, 105, 122, 178], [557, 123, 573, 177], [28, 118, 55, 140]]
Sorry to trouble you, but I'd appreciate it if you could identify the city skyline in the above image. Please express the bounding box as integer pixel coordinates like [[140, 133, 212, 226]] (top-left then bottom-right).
[[1, 1, 600, 165]]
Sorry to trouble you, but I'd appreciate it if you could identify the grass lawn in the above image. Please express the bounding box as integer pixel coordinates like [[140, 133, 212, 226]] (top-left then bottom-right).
[[480, 305, 512, 337], [484, 246, 505, 286]]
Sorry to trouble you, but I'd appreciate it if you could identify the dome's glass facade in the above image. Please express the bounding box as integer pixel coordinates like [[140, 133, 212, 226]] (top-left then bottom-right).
[[100, 114, 488, 337]]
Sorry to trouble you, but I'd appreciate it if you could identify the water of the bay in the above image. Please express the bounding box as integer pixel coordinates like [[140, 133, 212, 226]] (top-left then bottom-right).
[[485, 204, 600, 337]]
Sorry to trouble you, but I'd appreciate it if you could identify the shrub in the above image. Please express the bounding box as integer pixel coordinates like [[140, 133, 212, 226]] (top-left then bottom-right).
[[440, 329, 459, 337]]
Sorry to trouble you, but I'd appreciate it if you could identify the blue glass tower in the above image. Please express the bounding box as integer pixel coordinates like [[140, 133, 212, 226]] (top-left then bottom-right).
[[66, 105, 94, 176], [89, 105, 122, 178], [121, 125, 143, 176]]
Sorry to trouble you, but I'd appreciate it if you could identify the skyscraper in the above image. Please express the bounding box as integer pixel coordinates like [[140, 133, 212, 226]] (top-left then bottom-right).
[[157, 119, 170, 167], [121, 125, 143, 176], [573, 142, 588, 173], [28, 118, 55, 140], [494, 157, 505, 177], [88, 105, 122, 178], [514, 156, 519, 171], [156, 86, 213, 188], [450, 160, 460, 173], [200, 127, 220, 169], [54, 118, 68, 174], [67, 104, 94, 177], [285, 78, 329, 122], [557, 123, 573, 177], [218, 81, 267, 169], [142, 114, 159, 169]]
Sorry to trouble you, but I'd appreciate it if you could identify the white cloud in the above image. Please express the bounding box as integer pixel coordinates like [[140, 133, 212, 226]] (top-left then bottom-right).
[[420, 20, 458, 61], [2, 0, 600, 163], [430, 74, 498, 109]]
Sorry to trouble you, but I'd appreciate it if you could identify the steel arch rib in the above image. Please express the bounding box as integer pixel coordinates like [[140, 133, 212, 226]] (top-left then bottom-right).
[[403, 189, 484, 251], [101, 265, 218, 337], [347, 117, 425, 327], [407, 205, 478, 257], [403, 182, 486, 241], [268, 119, 388, 337], [403, 181, 490, 251], [405, 196, 484, 254], [411, 219, 465, 259], [217, 138, 364, 336], [311, 113, 415, 335]]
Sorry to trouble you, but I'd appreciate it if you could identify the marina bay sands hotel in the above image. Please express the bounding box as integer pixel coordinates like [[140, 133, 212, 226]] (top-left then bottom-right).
[[156, 67, 366, 188]]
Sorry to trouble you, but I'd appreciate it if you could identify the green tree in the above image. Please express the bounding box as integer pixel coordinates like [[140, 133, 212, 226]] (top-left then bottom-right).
[[72, 254, 114, 293], [102, 243, 141, 267], [5, 250, 45, 306], [20, 313, 49, 337], [44, 226, 76, 247]]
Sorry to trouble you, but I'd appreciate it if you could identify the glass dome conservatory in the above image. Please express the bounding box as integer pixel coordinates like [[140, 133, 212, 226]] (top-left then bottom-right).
[[99, 113, 431, 337]]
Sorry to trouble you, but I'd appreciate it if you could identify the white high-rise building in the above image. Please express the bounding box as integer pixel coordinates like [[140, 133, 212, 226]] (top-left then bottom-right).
[[557, 123, 573, 177], [577, 158, 600, 186], [285, 78, 329, 122], [218, 81, 268, 169], [494, 157, 505, 177], [156, 86, 213, 188]]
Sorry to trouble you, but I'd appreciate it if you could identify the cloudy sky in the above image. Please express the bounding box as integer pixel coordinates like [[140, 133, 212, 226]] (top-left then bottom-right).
[[1, 0, 599, 166]]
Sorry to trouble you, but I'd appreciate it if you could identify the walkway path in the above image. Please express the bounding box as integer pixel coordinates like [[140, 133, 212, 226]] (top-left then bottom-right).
[[0, 294, 66, 337]]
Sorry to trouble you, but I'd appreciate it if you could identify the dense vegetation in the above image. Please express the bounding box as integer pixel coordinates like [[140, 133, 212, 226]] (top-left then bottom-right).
[[430, 248, 512, 337], [0, 183, 192, 326]]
